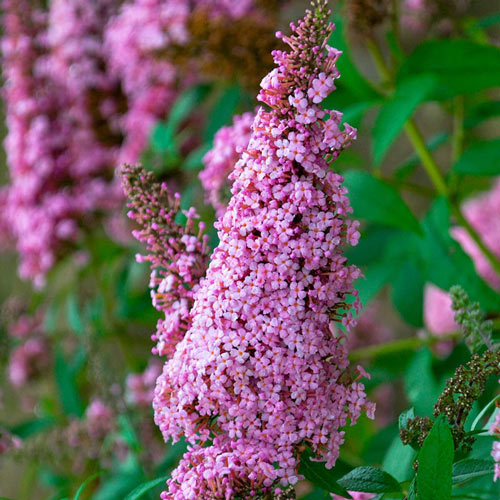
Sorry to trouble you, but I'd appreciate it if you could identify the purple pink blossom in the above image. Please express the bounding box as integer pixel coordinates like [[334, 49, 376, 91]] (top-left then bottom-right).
[[153, 2, 372, 497], [1, 0, 122, 285], [122, 164, 210, 357], [489, 399, 500, 482], [200, 112, 254, 217]]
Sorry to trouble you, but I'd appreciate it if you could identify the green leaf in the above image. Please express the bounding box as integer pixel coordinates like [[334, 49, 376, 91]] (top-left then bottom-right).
[[298, 447, 352, 497], [356, 260, 394, 306], [54, 348, 83, 417], [373, 75, 436, 165], [404, 349, 439, 416], [343, 170, 422, 234], [408, 478, 417, 500], [391, 261, 424, 327], [416, 415, 454, 500], [151, 85, 210, 155], [398, 40, 500, 100], [329, 15, 379, 102], [452, 458, 495, 485], [74, 472, 103, 500], [382, 436, 417, 483], [419, 197, 500, 312], [454, 139, 500, 176], [124, 477, 168, 500], [204, 84, 241, 142], [66, 294, 84, 335], [337, 466, 401, 494], [471, 394, 500, 431], [10, 417, 55, 438]]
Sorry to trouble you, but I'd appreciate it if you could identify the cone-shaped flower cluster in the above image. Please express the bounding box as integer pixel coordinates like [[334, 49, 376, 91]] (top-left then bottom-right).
[[153, 2, 373, 497], [122, 165, 210, 356], [200, 112, 254, 217]]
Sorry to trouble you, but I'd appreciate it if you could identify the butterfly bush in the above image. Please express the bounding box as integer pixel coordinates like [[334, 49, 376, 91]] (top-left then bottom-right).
[[200, 112, 254, 217], [152, 2, 373, 498], [122, 165, 210, 357], [105, 0, 278, 165], [424, 180, 500, 335], [1, 0, 122, 286], [490, 407, 500, 481]]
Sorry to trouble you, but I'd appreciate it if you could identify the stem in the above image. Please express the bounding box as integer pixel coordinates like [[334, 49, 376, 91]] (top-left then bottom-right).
[[19, 462, 38, 500], [366, 39, 500, 280], [403, 120, 448, 196], [349, 333, 459, 362], [350, 318, 500, 362], [451, 96, 464, 165]]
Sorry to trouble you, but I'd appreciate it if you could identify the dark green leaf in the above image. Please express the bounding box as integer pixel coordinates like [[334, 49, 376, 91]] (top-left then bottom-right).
[[391, 261, 424, 327], [66, 294, 84, 334], [343, 170, 422, 234], [10, 417, 55, 438], [452, 458, 495, 485], [373, 75, 436, 165], [356, 261, 395, 306], [417, 415, 453, 500], [74, 472, 103, 500], [408, 478, 416, 500], [398, 40, 500, 100], [454, 139, 500, 176], [337, 466, 401, 493], [419, 197, 500, 311], [382, 437, 417, 483], [54, 348, 83, 417], [329, 16, 379, 102], [204, 84, 241, 142], [124, 477, 168, 500], [404, 349, 439, 416], [298, 447, 352, 497]]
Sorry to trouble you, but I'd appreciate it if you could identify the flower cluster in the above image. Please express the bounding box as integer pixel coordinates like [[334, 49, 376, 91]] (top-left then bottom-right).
[[153, 2, 372, 497], [105, 0, 283, 164], [67, 399, 115, 460], [5, 307, 50, 388], [1, 0, 123, 286], [200, 112, 254, 217], [490, 406, 500, 482], [126, 360, 163, 407], [122, 165, 210, 357], [424, 180, 500, 335]]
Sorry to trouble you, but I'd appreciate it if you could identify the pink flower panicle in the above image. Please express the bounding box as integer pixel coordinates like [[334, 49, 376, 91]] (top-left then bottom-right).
[[200, 112, 254, 217], [490, 399, 500, 482], [1, 0, 122, 286], [121, 164, 210, 356], [153, 2, 373, 497]]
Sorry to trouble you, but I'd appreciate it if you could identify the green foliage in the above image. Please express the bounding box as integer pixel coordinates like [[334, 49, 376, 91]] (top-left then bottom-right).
[[398, 40, 500, 100], [123, 476, 168, 500], [298, 447, 352, 497], [454, 139, 500, 176], [373, 75, 435, 165], [452, 459, 496, 485], [419, 198, 500, 312], [343, 170, 422, 234], [416, 416, 454, 500], [54, 348, 84, 418], [73, 472, 103, 500], [337, 467, 401, 494]]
